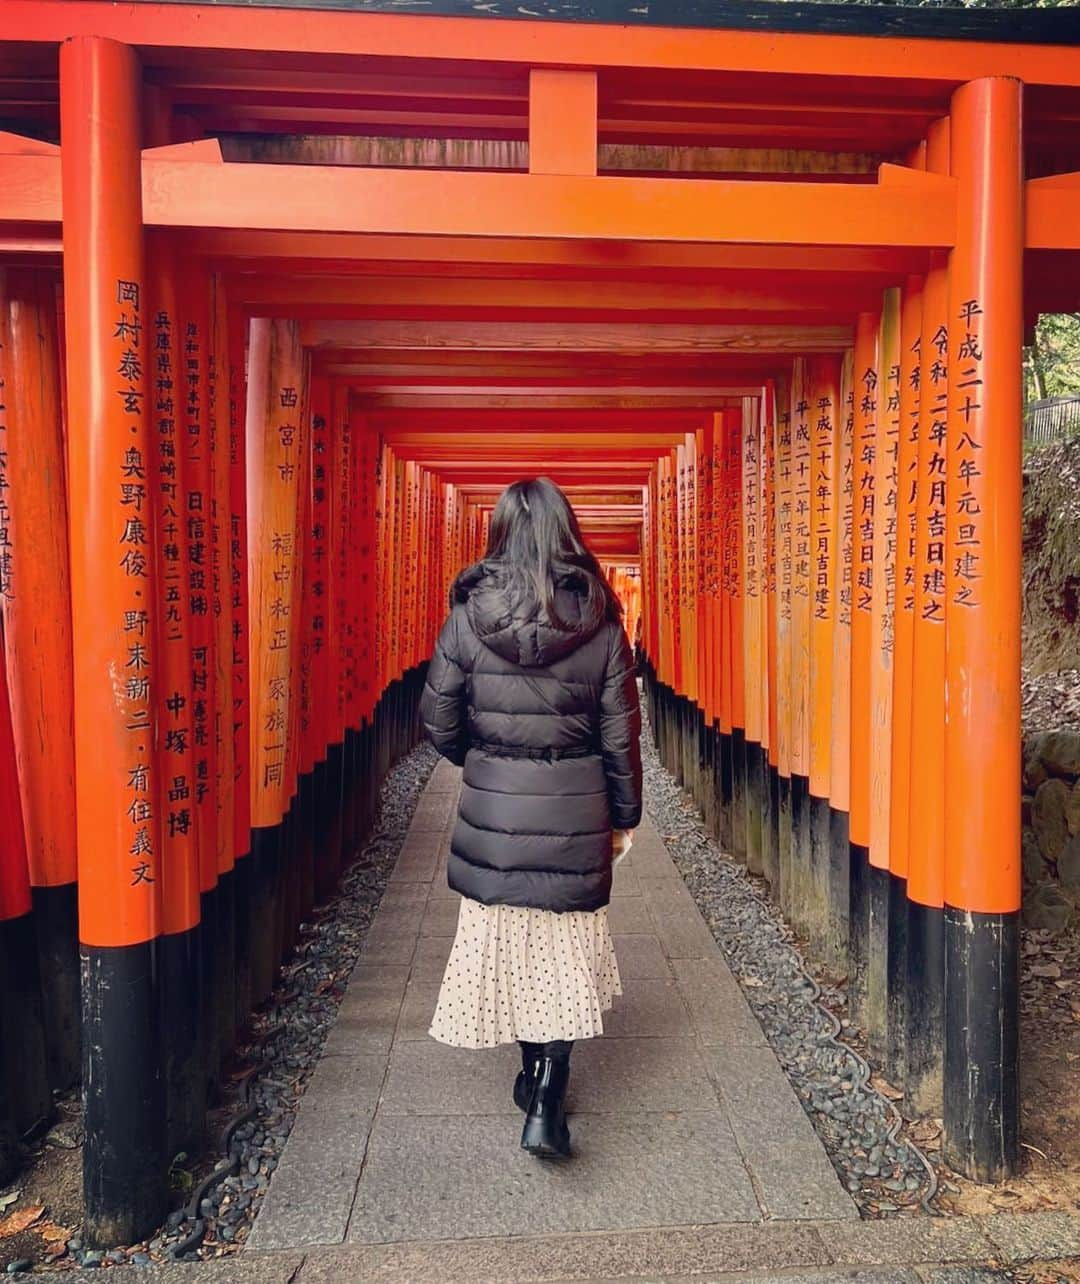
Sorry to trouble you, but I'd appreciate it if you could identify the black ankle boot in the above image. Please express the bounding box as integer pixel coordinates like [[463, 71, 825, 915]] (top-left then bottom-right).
[[520, 1040, 572, 1159], [514, 1041, 543, 1112]]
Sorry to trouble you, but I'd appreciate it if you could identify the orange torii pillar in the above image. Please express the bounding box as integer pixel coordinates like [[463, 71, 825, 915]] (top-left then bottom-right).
[[147, 237, 205, 1162], [848, 311, 880, 1037], [60, 35, 167, 1243], [245, 317, 307, 1003], [774, 381, 795, 917], [0, 619, 45, 1184], [741, 396, 767, 877], [826, 355, 854, 971], [943, 77, 1022, 1181], [806, 357, 841, 967], [761, 380, 781, 892], [884, 275, 924, 1085], [907, 233, 950, 1116], [0, 268, 80, 1097], [788, 361, 812, 934]]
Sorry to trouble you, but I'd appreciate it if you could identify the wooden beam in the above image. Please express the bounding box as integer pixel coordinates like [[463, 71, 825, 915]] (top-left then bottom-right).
[[529, 69, 597, 177], [301, 318, 850, 351], [9, 2, 1080, 87]]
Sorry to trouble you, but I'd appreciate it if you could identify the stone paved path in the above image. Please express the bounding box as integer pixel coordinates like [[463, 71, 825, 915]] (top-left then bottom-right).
[[102, 762, 1080, 1283], [248, 759, 856, 1254]]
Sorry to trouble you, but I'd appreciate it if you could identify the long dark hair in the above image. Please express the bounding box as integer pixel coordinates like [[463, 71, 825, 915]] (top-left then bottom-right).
[[460, 478, 621, 629]]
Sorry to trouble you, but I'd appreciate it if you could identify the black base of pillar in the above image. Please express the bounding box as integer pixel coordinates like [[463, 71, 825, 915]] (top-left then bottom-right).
[[232, 852, 253, 1037], [885, 872, 908, 1086], [718, 732, 734, 853], [808, 793, 831, 961], [731, 728, 747, 861], [250, 823, 282, 1005], [31, 881, 81, 1092], [0, 911, 51, 1138], [824, 808, 850, 973], [905, 898, 945, 1115], [745, 742, 765, 875], [761, 759, 778, 891], [298, 768, 317, 924], [320, 740, 345, 900], [944, 906, 1019, 1182], [777, 774, 794, 920], [160, 923, 204, 1163], [81, 940, 167, 1247], [199, 886, 220, 1099], [790, 774, 811, 938], [865, 862, 890, 1063], [848, 841, 870, 1030], [215, 866, 237, 1061]]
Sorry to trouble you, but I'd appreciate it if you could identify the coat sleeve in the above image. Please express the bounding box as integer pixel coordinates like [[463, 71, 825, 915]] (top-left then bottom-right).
[[599, 621, 643, 830], [420, 607, 470, 766]]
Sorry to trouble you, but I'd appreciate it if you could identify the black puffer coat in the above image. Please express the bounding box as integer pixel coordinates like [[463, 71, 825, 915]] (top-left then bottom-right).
[[419, 561, 643, 913]]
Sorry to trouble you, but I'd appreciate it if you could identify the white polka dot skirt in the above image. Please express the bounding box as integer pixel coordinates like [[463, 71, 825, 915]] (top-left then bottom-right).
[[428, 896, 622, 1049]]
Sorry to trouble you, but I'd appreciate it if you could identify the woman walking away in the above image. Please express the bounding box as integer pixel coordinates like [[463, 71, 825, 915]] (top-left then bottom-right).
[[420, 477, 643, 1160]]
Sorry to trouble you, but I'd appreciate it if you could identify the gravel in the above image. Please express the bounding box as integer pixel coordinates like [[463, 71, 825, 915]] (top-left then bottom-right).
[[69, 738, 438, 1268], [640, 707, 939, 1219]]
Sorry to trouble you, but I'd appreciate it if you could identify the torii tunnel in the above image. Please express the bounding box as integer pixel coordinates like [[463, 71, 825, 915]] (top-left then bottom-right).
[[1, 0, 1079, 1247]]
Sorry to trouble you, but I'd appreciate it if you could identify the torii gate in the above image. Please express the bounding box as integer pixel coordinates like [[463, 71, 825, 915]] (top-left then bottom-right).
[[1, 0, 1078, 1245]]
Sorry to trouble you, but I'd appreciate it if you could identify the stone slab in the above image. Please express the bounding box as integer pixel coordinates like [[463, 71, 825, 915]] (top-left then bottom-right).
[[347, 1110, 760, 1242], [642, 877, 721, 959], [606, 896, 653, 934], [409, 795, 456, 832], [610, 932, 672, 979], [322, 967, 409, 1058], [816, 1218, 995, 1268], [388, 841, 439, 884], [248, 1122, 370, 1249], [670, 956, 768, 1046], [378, 1036, 717, 1116], [299, 1221, 833, 1282], [378, 1041, 522, 1114], [409, 933, 454, 981], [704, 1042, 857, 1222], [977, 1210, 1080, 1264], [394, 979, 442, 1040], [602, 977, 694, 1038], [378, 882, 431, 909], [361, 905, 424, 964], [108, 1258, 307, 1284], [610, 861, 642, 897], [420, 895, 462, 936]]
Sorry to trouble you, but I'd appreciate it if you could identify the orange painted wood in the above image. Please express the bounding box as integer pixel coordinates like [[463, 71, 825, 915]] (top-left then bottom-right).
[[14, 3, 1080, 88], [210, 274, 236, 877], [177, 269, 219, 893], [848, 311, 880, 851], [808, 356, 841, 800], [0, 623, 31, 922], [763, 380, 779, 766], [908, 252, 949, 911], [245, 318, 306, 830], [147, 238, 200, 935], [741, 396, 764, 748], [869, 288, 900, 872], [227, 311, 252, 862], [61, 35, 162, 947], [943, 78, 1022, 916], [774, 378, 793, 779], [0, 267, 78, 890], [307, 374, 334, 758], [829, 352, 854, 815], [788, 358, 810, 779], [529, 70, 597, 178], [888, 275, 924, 883]]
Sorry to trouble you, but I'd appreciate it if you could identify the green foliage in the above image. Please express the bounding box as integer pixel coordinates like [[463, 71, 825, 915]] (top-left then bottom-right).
[[1026, 315, 1080, 405]]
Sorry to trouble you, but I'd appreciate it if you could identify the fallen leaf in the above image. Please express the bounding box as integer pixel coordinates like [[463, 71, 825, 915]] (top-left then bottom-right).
[[0, 1204, 45, 1238], [742, 975, 764, 988], [0, 1191, 19, 1212], [38, 1220, 70, 1242], [870, 1076, 904, 1101]]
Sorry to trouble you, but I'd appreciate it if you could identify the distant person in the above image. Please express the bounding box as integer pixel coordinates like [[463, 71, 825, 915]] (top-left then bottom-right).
[[420, 477, 643, 1159]]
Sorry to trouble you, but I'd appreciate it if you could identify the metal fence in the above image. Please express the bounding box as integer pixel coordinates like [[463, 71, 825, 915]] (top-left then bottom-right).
[[1025, 394, 1080, 447]]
